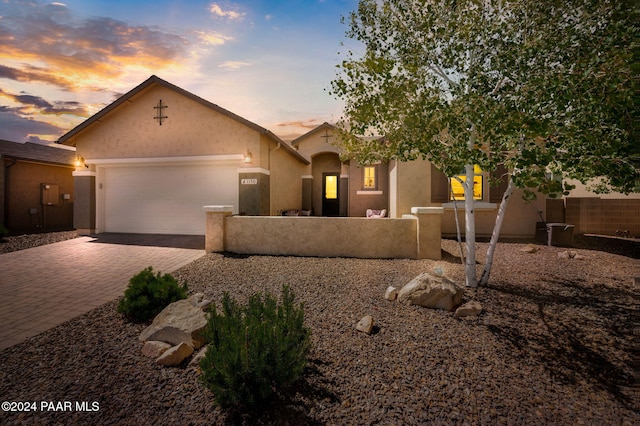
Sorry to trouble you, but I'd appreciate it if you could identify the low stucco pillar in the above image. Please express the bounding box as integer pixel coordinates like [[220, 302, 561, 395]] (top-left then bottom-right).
[[411, 207, 444, 260], [203, 206, 233, 253]]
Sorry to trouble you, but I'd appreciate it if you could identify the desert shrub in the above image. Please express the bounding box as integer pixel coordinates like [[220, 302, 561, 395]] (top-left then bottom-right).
[[0, 225, 8, 241], [117, 266, 187, 323], [200, 285, 311, 411]]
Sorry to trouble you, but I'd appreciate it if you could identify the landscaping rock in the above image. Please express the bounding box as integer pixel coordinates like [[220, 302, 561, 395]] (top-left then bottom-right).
[[188, 346, 207, 371], [188, 292, 212, 310], [558, 250, 585, 260], [141, 340, 172, 358], [384, 286, 398, 301], [454, 301, 483, 318], [397, 273, 463, 311], [156, 343, 194, 367], [356, 315, 374, 334], [519, 244, 539, 253], [139, 298, 208, 349]]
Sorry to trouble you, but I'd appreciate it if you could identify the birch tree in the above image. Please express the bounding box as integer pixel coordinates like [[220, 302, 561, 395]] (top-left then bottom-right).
[[330, 0, 638, 287]]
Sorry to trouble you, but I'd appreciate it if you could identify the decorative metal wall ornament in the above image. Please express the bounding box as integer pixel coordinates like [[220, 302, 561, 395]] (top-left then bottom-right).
[[153, 99, 168, 125]]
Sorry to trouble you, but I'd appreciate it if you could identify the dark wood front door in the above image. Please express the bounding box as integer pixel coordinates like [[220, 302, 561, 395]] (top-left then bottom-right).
[[322, 173, 340, 216]]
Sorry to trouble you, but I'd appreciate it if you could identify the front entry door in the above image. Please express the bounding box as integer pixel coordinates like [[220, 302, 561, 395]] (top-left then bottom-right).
[[322, 173, 340, 216]]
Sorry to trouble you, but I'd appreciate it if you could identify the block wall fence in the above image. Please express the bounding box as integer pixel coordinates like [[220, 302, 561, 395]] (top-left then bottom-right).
[[565, 198, 640, 236], [203, 206, 444, 260]]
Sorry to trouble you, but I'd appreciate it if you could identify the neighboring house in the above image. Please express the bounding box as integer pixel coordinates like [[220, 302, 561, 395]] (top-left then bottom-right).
[[58, 75, 308, 236], [0, 140, 75, 232]]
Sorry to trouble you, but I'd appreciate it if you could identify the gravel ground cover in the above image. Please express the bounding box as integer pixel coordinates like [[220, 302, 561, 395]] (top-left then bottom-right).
[[0, 230, 77, 254], [0, 232, 638, 425]]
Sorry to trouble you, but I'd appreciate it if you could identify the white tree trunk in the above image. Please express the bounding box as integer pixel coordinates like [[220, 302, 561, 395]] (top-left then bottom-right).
[[464, 163, 478, 288], [479, 179, 516, 286]]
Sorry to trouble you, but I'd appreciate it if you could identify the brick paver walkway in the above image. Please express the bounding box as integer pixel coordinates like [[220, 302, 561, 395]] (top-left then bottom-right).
[[0, 236, 205, 351]]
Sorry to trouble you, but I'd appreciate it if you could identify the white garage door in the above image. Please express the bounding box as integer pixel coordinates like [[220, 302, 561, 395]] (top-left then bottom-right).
[[103, 164, 238, 235]]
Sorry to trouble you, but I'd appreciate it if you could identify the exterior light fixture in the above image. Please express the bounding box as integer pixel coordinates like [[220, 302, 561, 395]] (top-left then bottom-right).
[[244, 150, 253, 164], [75, 156, 88, 168]]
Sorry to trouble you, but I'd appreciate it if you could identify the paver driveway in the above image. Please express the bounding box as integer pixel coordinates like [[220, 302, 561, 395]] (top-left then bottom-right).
[[0, 235, 205, 351]]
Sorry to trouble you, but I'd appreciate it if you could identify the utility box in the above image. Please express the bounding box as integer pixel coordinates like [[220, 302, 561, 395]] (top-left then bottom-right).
[[535, 221, 548, 243], [547, 223, 575, 247], [41, 183, 59, 206]]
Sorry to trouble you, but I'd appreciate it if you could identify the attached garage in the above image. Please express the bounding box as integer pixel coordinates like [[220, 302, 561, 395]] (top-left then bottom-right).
[[59, 75, 308, 236], [97, 159, 239, 235]]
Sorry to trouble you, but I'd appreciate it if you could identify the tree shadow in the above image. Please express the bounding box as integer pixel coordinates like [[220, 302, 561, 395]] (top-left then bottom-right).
[[484, 278, 640, 410], [221, 358, 339, 425]]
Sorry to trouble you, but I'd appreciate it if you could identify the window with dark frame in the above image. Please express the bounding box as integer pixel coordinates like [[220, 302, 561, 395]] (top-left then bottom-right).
[[363, 166, 376, 189]]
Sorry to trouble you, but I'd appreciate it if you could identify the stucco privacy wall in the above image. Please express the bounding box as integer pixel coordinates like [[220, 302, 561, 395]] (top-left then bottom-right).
[[204, 206, 444, 260]]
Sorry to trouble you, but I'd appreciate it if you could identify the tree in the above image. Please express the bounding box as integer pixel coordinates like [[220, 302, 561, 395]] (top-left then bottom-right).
[[330, 0, 638, 287]]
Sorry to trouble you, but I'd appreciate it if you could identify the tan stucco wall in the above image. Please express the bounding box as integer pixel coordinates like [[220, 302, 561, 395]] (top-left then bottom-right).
[[73, 84, 261, 161], [294, 129, 341, 173], [348, 160, 389, 217], [268, 137, 305, 214], [441, 188, 546, 238], [390, 159, 431, 218], [565, 179, 640, 199], [224, 216, 420, 259]]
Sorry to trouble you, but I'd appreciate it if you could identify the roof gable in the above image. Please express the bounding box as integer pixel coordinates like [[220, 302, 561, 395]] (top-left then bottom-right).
[[290, 122, 338, 147], [58, 75, 308, 164]]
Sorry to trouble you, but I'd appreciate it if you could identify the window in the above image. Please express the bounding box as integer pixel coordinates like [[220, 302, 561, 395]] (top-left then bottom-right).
[[363, 166, 376, 189], [450, 165, 483, 201]]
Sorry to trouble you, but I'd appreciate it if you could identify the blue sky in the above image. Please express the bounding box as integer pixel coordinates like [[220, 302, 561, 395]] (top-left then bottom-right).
[[0, 0, 359, 143]]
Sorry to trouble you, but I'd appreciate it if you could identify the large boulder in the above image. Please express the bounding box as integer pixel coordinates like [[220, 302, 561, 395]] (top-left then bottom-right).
[[139, 295, 209, 349], [397, 273, 463, 311]]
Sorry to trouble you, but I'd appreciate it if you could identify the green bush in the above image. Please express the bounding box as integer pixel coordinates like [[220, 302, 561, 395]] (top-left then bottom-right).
[[117, 266, 187, 323], [200, 285, 311, 411], [0, 225, 9, 241]]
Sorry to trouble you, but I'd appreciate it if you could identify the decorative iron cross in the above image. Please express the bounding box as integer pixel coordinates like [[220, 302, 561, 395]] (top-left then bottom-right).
[[320, 129, 332, 142], [153, 99, 168, 125]]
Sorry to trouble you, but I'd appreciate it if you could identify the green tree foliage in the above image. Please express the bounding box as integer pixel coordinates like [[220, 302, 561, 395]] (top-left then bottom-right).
[[117, 266, 188, 323], [331, 0, 638, 286], [199, 285, 311, 412]]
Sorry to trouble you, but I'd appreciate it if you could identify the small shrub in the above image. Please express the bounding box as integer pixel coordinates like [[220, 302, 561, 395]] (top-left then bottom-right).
[[117, 266, 187, 323], [200, 285, 311, 411], [0, 225, 9, 241]]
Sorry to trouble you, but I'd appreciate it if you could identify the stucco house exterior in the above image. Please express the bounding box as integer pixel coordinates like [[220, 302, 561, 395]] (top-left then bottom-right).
[[291, 122, 546, 238], [59, 75, 308, 235], [59, 75, 637, 239], [0, 140, 75, 232]]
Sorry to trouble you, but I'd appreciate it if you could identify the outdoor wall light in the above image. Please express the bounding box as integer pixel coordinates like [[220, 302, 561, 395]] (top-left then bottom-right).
[[75, 156, 88, 168], [244, 150, 253, 164]]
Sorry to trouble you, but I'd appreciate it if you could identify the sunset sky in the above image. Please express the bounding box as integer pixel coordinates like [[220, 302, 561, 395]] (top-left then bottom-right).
[[0, 0, 359, 143]]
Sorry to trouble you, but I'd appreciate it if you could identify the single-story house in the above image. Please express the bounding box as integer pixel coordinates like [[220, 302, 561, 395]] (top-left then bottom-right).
[[58, 75, 308, 235], [59, 75, 638, 238], [0, 140, 75, 232], [290, 122, 546, 237]]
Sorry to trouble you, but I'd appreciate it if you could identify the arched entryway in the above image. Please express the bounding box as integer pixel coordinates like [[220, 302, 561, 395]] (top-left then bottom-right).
[[310, 152, 346, 216]]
